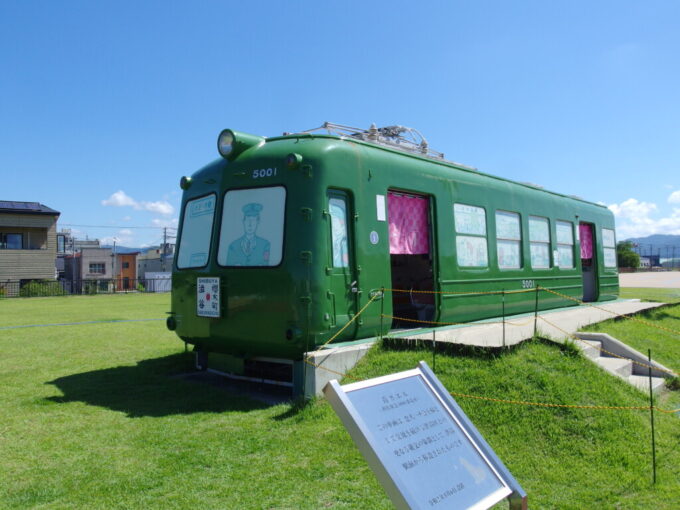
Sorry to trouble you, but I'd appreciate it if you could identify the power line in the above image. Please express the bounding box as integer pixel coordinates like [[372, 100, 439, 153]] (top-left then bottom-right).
[[60, 223, 177, 230]]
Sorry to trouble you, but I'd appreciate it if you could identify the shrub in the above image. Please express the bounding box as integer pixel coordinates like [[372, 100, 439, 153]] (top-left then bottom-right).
[[19, 280, 67, 297], [85, 281, 98, 295]]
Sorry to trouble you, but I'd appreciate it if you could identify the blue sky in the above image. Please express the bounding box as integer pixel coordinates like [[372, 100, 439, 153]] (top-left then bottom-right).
[[2, 1, 679, 246]]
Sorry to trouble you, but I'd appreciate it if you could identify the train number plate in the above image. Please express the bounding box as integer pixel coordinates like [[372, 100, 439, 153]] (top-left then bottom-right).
[[197, 277, 220, 318]]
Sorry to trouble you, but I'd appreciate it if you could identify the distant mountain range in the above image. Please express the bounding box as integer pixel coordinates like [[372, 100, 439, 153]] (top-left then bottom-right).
[[101, 245, 165, 254], [623, 234, 680, 260]]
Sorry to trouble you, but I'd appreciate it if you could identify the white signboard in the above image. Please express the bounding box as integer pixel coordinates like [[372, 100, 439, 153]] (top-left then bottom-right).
[[602, 228, 616, 248], [454, 204, 487, 236], [376, 194, 387, 222], [196, 277, 220, 318], [324, 362, 526, 510], [456, 236, 488, 268]]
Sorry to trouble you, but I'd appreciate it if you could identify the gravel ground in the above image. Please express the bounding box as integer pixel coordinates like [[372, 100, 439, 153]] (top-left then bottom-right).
[[618, 271, 680, 288]]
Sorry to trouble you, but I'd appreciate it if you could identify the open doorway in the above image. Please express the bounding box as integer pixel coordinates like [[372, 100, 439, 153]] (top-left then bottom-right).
[[387, 191, 435, 327], [580, 222, 597, 302]]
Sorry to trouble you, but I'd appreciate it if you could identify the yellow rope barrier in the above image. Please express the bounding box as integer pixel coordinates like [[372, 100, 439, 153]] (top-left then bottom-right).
[[302, 293, 381, 376], [387, 288, 535, 296], [380, 314, 534, 327], [301, 286, 680, 415], [449, 391, 680, 414]]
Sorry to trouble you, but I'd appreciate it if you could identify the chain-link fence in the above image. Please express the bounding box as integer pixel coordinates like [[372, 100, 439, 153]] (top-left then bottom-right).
[[0, 277, 171, 298]]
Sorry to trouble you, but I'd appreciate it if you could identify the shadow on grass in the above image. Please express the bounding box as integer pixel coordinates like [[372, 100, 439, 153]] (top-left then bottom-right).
[[45, 353, 284, 417]]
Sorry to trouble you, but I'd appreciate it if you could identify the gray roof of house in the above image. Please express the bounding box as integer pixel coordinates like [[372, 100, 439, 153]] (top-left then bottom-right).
[[0, 201, 60, 215]]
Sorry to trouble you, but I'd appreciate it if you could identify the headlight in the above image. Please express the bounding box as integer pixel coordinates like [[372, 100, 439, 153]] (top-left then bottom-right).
[[217, 129, 235, 158], [217, 129, 266, 160]]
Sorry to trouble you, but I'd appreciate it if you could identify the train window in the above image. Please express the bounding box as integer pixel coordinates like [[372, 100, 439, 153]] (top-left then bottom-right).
[[529, 216, 550, 269], [556, 221, 574, 269], [217, 186, 286, 267], [329, 196, 349, 268], [602, 228, 617, 268], [454, 204, 488, 267], [496, 211, 521, 269], [177, 194, 216, 269]]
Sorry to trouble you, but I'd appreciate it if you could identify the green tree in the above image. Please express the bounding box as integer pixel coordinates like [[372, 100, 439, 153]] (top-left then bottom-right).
[[617, 241, 640, 268]]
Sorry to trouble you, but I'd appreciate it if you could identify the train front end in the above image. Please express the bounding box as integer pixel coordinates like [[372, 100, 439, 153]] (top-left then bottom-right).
[[167, 129, 325, 365]]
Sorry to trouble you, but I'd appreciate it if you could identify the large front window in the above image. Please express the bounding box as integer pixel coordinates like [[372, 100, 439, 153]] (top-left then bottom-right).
[[177, 194, 216, 269], [218, 186, 286, 267]]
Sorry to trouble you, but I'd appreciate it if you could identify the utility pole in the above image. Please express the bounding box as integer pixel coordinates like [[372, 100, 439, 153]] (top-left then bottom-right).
[[112, 240, 117, 292], [162, 227, 167, 272]]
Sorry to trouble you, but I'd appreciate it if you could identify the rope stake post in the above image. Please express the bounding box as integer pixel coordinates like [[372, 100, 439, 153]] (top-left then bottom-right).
[[533, 286, 540, 339], [502, 290, 506, 348], [432, 329, 436, 373], [380, 287, 385, 342], [648, 348, 657, 485]]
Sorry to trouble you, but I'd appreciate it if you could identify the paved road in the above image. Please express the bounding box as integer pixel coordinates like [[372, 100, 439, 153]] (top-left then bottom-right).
[[618, 271, 680, 288]]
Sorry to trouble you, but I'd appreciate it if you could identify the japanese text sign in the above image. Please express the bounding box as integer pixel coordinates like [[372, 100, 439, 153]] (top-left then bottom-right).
[[324, 362, 526, 510]]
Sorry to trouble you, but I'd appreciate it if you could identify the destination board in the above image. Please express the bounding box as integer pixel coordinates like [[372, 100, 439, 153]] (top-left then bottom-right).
[[196, 277, 220, 318], [324, 362, 526, 510]]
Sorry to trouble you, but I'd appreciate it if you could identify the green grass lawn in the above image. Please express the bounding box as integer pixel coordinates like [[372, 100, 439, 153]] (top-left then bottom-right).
[[1, 293, 679, 509], [582, 287, 680, 419], [619, 287, 680, 304]]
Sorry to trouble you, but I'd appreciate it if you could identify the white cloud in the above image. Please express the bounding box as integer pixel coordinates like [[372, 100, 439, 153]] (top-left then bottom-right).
[[668, 190, 680, 204], [122, 216, 132, 221], [100, 229, 136, 246], [151, 218, 179, 229], [144, 201, 174, 215], [608, 198, 680, 238], [101, 190, 174, 215], [102, 190, 137, 208], [608, 198, 657, 219]]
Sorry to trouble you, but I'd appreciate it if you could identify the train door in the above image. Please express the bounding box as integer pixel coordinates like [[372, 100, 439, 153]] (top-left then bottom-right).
[[387, 191, 435, 328], [326, 190, 358, 337], [579, 222, 598, 302]]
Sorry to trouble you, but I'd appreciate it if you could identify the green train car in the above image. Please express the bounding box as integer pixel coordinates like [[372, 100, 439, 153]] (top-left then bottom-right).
[[167, 122, 619, 369]]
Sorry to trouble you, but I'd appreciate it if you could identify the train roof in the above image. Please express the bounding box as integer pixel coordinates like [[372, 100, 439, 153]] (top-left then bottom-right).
[[265, 129, 609, 211]]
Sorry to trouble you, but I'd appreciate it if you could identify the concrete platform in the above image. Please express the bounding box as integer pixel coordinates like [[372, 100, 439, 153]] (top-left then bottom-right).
[[397, 300, 663, 347], [303, 299, 664, 395]]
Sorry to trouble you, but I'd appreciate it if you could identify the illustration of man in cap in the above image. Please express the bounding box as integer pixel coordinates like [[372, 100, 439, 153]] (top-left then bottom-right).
[[226, 202, 271, 266]]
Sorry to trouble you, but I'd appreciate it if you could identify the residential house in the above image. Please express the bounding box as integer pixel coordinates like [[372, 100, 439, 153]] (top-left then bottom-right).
[[55, 228, 75, 279], [63, 247, 114, 293], [115, 252, 139, 291], [137, 243, 175, 278], [0, 201, 60, 289]]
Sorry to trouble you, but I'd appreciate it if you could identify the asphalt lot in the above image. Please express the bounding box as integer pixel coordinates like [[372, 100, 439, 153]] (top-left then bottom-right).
[[618, 271, 680, 288]]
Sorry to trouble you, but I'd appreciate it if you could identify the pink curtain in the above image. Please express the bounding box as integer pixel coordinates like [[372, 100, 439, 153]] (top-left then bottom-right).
[[388, 193, 430, 254], [580, 223, 593, 259]]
